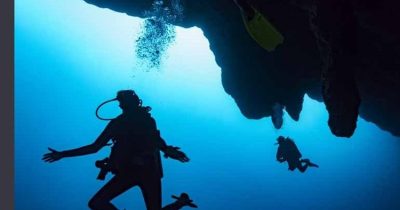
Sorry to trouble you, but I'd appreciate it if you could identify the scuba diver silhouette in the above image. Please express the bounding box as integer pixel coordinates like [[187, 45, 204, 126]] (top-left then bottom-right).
[[43, 90, 190, 210], [275, 136, 319, 172], [162, 193, 198, 210]]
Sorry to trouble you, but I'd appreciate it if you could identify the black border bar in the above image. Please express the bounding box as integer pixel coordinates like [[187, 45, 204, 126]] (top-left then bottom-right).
[[0, 0, 15, 209]]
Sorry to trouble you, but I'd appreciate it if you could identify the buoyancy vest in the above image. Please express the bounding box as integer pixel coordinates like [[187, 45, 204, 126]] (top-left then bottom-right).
[[108, 110, 164, 178]]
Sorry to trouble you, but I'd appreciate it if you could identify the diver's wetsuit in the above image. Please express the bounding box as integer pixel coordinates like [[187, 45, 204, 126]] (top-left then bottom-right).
[[286, 157, 308, 172], [89, 108, 166, 210], [276, 139, 308, 172]]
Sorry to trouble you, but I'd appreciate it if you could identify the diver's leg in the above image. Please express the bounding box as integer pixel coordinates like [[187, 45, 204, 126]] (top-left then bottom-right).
[[288, 161, 296, 171], [139, 176, 162, 210], [297, 160, 308, 173], [89, 175, 138, 210], [301, 159, 319, 168]]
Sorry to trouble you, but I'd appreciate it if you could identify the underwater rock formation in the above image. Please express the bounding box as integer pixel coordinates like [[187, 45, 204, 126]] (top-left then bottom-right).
[[83, 0, 400, 137]]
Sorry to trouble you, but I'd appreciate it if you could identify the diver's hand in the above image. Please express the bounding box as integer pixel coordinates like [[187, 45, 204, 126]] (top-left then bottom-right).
[[42, 147, 64, 163], [163, 146, 190, 162]]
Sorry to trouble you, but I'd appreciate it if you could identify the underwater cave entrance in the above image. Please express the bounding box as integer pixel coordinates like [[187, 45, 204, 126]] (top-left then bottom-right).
[[15, 0, 400, 209]]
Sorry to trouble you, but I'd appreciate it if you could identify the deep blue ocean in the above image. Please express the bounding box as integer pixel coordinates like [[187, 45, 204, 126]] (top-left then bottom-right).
[[15, 0, 400, 209]]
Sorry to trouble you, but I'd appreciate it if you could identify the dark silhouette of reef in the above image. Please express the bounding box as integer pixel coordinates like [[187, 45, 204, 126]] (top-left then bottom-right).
[[84, 0, 400, 137]]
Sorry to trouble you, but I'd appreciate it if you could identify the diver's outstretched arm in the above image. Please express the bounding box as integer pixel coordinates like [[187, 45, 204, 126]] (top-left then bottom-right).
[[148, 118, 189, 163], [42, 122, 113, 162], [155, 130, 168, 151], [163, 145, 190, 162], [157, 136, 189, 163], [159, 137, 189, 163]]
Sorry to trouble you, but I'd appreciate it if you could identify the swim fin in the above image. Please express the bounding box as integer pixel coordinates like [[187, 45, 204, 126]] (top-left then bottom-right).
[[241, 8, 284, 52], [301, 159, 319, 168], [308, 162, 319, 168]]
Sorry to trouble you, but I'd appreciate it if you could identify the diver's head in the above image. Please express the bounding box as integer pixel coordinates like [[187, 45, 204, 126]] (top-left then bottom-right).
[[178, 193, 190, 201], [172, 193, 192, 204], [96, 90, 151, 121], [116, 90, 141, 111]]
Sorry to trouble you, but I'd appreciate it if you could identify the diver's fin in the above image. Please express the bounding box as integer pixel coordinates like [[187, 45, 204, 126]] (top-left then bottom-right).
[[188, 203, 198, 208], [240, 8, 284, 51], [308, 162, 319, 168], [301, 159, 319, 168]]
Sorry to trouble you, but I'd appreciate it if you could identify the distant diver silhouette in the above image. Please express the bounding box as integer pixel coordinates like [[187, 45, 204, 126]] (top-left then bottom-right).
[[275, 136, 319, 172], [162, 193, 198, 210], [43, 90, 190, 210]]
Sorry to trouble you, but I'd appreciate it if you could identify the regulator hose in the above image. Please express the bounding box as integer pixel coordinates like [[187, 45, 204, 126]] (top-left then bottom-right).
[[95, 98, 118, 121]]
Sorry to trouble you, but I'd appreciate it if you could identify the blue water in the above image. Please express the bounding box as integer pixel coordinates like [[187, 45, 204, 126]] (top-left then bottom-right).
[[15, 0, 400, 210]]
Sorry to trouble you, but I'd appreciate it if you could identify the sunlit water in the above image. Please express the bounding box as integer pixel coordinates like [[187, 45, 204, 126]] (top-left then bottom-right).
[[16, 0, 400, 209]]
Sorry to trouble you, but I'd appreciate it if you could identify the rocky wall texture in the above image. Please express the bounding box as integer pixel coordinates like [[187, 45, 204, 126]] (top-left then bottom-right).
[[84, 0, 400, 137]]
